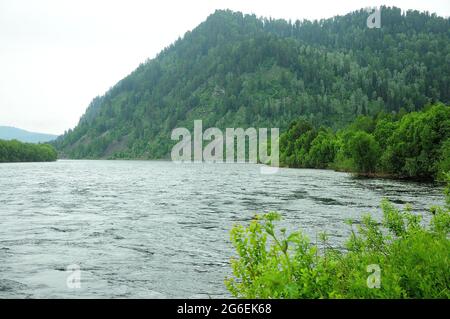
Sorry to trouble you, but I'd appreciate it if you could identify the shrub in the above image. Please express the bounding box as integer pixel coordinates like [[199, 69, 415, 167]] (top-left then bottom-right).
[[226, 183, 450, 298]]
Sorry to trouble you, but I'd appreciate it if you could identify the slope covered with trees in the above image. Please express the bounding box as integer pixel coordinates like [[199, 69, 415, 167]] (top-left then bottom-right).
[[54, 7, 450, 159], [0, 139, 57, 163]]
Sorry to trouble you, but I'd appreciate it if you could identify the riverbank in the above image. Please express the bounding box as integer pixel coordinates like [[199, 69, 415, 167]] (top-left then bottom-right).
[[280, 104, 449, 183], [226, 180, 450, 298], [0, 139, 57, 163]]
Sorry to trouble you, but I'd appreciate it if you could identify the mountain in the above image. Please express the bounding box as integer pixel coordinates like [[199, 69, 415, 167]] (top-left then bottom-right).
[[54, 7, 450, 159], [0, 126, 57, 143]]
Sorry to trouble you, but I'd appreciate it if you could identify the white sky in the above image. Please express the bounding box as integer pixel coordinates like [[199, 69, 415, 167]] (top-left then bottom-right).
[[0, 0, 449, 135]]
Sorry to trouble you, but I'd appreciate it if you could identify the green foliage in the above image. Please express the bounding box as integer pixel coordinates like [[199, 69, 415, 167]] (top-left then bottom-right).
[[280, 104, 450, 179], [0, 139, 57, 163], [347, 131, 380, 173], [445, 173, 450, 210], [279, 120, 318, 167], [307, 129, 338, 169], [437, 140, 450, 180], [226, 186, 450, 298], [54, 7, 450, 159], [382, 104, 450, 178]]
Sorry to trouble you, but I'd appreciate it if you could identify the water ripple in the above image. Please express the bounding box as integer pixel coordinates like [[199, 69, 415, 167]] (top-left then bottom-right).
[[0, 160, 443, 298]]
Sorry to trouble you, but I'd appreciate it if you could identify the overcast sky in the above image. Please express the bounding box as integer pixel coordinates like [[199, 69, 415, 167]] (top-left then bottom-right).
[[0, 0, 449, 135]]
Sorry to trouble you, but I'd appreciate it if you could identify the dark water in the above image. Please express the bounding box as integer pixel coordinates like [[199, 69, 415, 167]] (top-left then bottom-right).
[[0, 160, 444, 298]]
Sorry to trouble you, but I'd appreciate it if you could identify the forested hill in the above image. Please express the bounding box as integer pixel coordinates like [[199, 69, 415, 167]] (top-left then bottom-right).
[[55, 7, 450, 159]]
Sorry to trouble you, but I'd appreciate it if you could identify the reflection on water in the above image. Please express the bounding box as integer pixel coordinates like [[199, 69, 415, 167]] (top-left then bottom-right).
[[0, 160, 444, 298]]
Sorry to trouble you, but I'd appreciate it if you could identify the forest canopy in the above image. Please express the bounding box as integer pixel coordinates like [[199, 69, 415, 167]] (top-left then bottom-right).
[[0, 139, 57, 163], [280, 104, 450, 180]]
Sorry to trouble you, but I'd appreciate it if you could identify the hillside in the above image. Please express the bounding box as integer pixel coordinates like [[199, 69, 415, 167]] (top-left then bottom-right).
[[54, 7, 450, 159], [0, 126, 57, 143]]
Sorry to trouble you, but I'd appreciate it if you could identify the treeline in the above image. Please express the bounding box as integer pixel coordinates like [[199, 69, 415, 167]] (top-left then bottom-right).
[[54, 7, 450, 159], [280, 104, 450, 180], [0, 139, 57, 163]]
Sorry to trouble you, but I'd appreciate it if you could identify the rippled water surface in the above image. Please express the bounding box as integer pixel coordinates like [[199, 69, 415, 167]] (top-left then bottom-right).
[[0, 160, 444, 298]]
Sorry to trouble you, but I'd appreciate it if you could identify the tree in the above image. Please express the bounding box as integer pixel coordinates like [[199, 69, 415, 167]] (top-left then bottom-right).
[[307, 129, 338, 168], [347, 131, 380, 173], [0, 139, 57, 163]]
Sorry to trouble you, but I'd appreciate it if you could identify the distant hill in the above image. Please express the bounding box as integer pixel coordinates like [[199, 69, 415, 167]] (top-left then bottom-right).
[[54, 7, 450, 159], [0, 126, 58, 143]]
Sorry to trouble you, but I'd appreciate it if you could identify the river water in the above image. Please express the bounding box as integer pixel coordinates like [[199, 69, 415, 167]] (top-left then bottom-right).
[[0, 160, 444, 298]]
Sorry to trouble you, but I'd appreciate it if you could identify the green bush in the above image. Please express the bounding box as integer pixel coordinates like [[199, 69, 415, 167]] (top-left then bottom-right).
[[280, 104, 450, 180], [0, 139, 57, 163], [346, 131, 380, 173], [226, 183, 450, 298]]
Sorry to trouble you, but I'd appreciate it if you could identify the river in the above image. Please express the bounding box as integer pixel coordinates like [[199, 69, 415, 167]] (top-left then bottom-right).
[[0, 160, 444, 298]]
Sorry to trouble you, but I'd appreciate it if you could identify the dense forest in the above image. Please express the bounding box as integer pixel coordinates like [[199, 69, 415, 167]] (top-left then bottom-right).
[[54, 7, 450, 159], [0, 139, 57, 163], [280, 104, 450, 180]]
